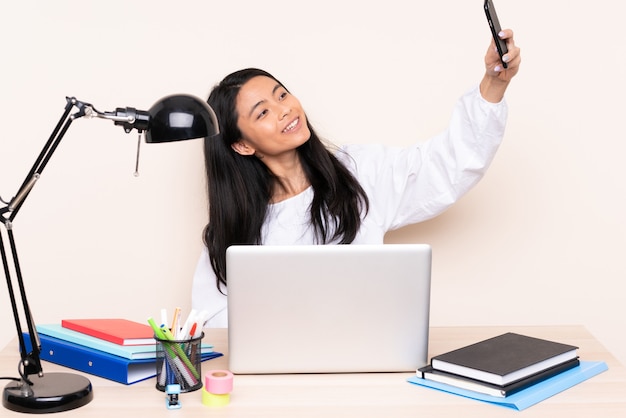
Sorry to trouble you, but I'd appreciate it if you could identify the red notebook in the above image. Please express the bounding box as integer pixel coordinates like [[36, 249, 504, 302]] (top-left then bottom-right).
[[61, 318, 156, 346]]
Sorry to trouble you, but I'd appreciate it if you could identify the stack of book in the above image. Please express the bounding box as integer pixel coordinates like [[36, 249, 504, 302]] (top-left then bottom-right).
[[418, 333, 580, 397], [24, 318, 221, 385], [410, 332, 608, 410]]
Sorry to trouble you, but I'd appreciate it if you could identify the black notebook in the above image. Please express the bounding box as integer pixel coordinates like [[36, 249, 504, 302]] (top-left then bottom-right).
[[430, 333, 578, 386], [419, 358, 580, 397]]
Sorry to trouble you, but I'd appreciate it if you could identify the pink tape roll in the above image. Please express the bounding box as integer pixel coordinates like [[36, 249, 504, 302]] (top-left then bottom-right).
[[205, 370, 234, 395]]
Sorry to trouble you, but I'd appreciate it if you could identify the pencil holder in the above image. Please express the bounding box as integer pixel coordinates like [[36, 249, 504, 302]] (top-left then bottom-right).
[[155, 332, 204, 392]]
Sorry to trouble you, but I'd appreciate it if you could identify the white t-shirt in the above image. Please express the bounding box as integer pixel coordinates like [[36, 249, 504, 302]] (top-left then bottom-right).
[[191, 85, 508, 327]]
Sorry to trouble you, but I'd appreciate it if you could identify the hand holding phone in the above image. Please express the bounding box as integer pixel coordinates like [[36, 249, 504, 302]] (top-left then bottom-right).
[[484, 0, 508, 68]]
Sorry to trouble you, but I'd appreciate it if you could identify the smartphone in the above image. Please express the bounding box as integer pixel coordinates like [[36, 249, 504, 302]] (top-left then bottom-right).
[[484, 0, 508, 68]]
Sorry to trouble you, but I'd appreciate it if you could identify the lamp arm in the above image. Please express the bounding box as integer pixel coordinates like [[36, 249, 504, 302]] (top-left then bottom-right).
[[3, 98, 82, 221], [1, 98, 151, 220], [0, 224, 43, 381], [0, 97, 86, 381], [0, 96, 130, 381]]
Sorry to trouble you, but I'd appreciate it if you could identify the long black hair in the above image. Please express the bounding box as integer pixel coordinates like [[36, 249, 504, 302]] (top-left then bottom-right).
[[203, 68, 369, 290]]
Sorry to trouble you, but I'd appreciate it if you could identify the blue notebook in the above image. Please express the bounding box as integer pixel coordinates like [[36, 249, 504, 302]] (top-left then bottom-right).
[[35, 324, 214, 360], [408, 360, 608, 411]]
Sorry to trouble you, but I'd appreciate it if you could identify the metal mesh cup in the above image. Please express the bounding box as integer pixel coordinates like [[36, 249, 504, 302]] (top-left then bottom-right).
[[155, 332, 204, 392]]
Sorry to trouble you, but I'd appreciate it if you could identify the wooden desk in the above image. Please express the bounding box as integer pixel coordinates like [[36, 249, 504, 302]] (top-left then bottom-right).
[[2, 326, 625, 417]]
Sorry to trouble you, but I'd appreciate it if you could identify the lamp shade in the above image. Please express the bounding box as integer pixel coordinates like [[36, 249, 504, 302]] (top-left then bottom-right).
[[145, 94, 219, 143]]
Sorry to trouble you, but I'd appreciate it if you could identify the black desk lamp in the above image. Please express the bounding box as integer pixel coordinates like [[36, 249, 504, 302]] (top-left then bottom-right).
[[1, 94, 219, 413]]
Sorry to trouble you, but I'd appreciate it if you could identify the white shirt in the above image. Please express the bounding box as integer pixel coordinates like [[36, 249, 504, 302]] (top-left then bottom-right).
[[192, 85, 508, 327]]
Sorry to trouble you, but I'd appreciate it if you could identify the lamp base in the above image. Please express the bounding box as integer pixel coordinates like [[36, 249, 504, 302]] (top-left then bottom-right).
[[3, 372, 93, 414]]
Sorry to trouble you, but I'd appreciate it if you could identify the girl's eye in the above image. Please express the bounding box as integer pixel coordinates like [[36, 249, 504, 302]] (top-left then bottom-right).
[[257, 109, 268, 119], [278, 91, 288, 100]]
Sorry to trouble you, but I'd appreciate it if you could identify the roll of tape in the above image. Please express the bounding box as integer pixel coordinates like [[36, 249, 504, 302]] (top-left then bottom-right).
[[205, 370, 234, 395], [201, 388, 230, 407]]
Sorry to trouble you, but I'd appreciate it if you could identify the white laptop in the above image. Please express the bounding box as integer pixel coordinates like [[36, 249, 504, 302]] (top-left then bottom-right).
[[226, 244, 432, 374]]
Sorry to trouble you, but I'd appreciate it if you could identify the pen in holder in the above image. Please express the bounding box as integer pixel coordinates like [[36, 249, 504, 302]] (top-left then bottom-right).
[[155, 332, 204, 393]]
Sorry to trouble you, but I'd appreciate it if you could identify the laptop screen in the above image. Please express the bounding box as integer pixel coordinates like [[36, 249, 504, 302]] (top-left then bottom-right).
[[226, 244, 432, 374]]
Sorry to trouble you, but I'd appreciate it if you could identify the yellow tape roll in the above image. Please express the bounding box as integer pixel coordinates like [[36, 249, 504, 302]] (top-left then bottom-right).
[[202, 389, 230, 407]]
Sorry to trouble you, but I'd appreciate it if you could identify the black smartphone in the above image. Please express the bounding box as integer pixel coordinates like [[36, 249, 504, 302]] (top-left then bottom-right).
[[484, 0, 508, 68]]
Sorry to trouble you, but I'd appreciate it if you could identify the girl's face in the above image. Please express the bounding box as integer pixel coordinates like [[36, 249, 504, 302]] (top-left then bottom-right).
[[232, 76, 310, 160]]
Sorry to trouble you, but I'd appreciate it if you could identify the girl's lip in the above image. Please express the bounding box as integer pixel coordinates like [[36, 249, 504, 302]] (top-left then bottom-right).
[[282, 116, 300, 133]]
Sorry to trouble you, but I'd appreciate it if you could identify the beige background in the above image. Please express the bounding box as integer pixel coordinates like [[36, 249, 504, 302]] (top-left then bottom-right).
[[1, 0, 625, 366]]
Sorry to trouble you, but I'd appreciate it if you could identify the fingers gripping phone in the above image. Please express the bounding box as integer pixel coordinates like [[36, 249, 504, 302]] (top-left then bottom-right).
[[484, 0, 508, 68]]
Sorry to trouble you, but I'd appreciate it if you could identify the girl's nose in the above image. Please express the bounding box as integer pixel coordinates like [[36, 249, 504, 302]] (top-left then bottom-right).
[[279, 105, 291, 120]]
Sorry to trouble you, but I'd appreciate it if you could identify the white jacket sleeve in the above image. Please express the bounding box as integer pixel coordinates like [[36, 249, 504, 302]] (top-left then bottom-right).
[[343, 85, 508, 231], [191, 246, 228, 327]]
